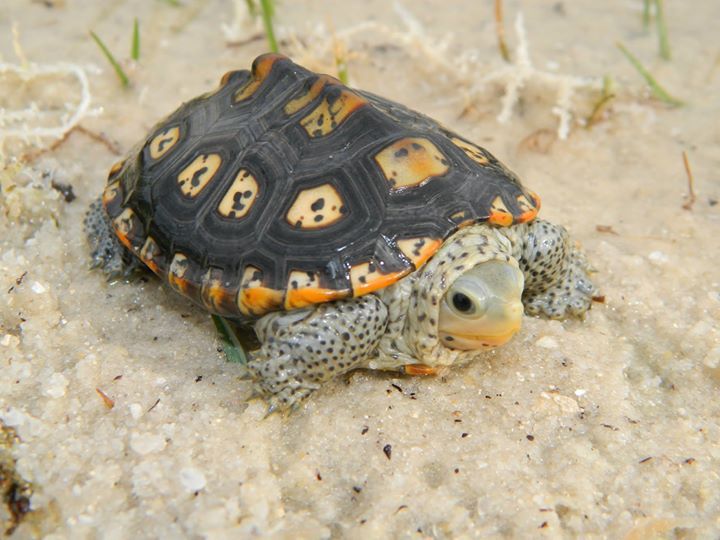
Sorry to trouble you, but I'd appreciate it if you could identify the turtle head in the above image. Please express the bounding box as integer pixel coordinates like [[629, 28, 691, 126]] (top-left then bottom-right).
[[438, 260, 524, 350]]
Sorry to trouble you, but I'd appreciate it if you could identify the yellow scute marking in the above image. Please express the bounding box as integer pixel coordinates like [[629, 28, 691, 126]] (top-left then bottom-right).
[[396, 237, 442, 269], [201, 268, 236, 314], [218, 169, 259, 219], [102, 181, 121, 207], [285, 270, 348, 309], [284, 75, 338, 115], [488, 196, 513, 226], [451, 137, 489, 165], [149, 126, 180, 160], [301, 89, 366, 137], [233, 53, 280, 102], [375, 138, 449, 191], [140, 236, 161, 274], [349, 262, 408, 296], [177, 153, 222, 198], [168, 253, 191, 293], [286, 184, 346, 229], [237, 266, 282, 316], [112, 207, 137, 248]]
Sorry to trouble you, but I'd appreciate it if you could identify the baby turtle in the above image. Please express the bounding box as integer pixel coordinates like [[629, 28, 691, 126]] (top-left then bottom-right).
[[85, 54, 597, 411]]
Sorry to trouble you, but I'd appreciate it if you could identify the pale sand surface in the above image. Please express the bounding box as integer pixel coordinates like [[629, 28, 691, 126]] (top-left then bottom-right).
[[1, 0, 719, 538]]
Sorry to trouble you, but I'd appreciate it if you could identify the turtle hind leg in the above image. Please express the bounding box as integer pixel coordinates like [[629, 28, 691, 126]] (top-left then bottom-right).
[[84, 197, 142, 278], [247, 295, 389, 412], [517, 219, 598, 319]]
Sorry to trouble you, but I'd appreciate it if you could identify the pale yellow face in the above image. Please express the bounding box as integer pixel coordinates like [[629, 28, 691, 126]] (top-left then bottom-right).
[[438, 260, 525, 350]]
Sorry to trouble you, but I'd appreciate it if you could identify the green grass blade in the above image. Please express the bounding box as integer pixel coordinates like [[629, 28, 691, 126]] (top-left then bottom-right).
[[212, 314, 248, 364], [90, 31, 130, 87], [131, 18, 140, 61], [642, 0, 651, 29], [654, 0, 671, 60], [259, 0, 279, 53], [244, 0, 257, 17], [159, 0, 180, 5], [616, 42, 683, 106]]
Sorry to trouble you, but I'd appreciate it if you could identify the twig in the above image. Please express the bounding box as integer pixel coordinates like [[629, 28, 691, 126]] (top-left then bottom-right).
[[89, 31, 130, 87], [596, 224, 619, 235], [20, 125, 122, 162], [654, 0, 671, 60], [494, 0, 511, 62], [131, 18, 140, 61], [616, 42, 683, 106], [585, 75, 616, 128], [681, 151, 696, 211], [95, 387, 115, 409]]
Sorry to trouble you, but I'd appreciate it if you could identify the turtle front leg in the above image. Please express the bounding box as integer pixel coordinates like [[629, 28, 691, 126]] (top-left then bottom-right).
[[515, 219, 597, 319], [84, 197, 142, 278], [247, 295, 388, 412]]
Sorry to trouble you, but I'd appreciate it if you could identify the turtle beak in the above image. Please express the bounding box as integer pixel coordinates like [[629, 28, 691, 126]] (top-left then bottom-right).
[[439, 300, 523, 350]]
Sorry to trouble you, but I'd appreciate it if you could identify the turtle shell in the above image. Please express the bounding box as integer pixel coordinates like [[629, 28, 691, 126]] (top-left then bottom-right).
[[102, 53, 540, 320]]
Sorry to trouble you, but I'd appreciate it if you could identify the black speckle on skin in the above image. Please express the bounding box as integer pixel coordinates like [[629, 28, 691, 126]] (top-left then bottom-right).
[[394, 148, 409, 159]]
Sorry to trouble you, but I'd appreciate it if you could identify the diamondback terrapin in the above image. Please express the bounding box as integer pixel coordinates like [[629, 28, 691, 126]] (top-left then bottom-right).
[[85, 53, 597, 411]]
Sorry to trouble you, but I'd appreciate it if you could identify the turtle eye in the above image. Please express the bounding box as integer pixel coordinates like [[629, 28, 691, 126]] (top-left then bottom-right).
[[452, 292, 474, 314]]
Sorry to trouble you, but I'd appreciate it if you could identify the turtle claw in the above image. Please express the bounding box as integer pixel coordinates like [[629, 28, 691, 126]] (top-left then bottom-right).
[[264, 402, 280, 419]]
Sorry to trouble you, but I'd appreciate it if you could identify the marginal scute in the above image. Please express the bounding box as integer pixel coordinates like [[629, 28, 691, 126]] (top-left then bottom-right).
[[515, 192, 541, 223], [217, 169, 259, 219], [396, 237, 442, 269], [112, 207, 142, 251], [177, 153, 222, 198], [102, 181, 122, 208], [300, 88, 367, 137], [285, 270, 349, 309], [349, 261, 409, 297], [168, 253, 191, 293], [488, 196, 513, 226], [285, 184, 346, 229], [201, 267, 236, 315], [233, 53, 280, 102], [375, 137, 449, 191], [238, 266, 283, 316], [149, 126, 181, 160], [108, 160, 125, 179], [451, 136, 490, 165], [284, 75, 337, 115], [140, 236, 162, 274]]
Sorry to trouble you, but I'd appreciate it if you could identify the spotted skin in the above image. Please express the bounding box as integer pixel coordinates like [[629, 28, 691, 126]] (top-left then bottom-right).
[[244, 221, 596, 408], [84, 197, 141, 277], [514, 220, 597, 318], [249, 295, 388, 410]]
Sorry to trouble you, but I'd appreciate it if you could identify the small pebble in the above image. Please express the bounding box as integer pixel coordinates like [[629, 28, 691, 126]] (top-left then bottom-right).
[[536, 336, 558, 349], [647, 251, 668, 265], [130, 432, 166, 455], [43, 372, 68, 398], [179, 467, 207, 492], [31, 281, 47, 294], [129, 403, 143, 419]]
